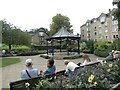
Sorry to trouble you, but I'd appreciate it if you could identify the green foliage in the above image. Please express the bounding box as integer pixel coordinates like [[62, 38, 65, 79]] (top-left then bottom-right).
[[0, 58, 20, 67], [50, 14, 73, 35], [40, 55, 51, 59], [63, 55, 82, 59], [80, 40, 95, 54], [94, 41, 112, 51], [94, 41, 112, 57], [46, 59, 120, 89], [112, 38, 120, 51], [35, 79, 50, 89], [2, 20, 31, 50], [94, 49, 109, 57]]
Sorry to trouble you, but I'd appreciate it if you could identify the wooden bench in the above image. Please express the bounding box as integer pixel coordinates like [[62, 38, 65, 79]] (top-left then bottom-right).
[[9, 59, 117, 90]]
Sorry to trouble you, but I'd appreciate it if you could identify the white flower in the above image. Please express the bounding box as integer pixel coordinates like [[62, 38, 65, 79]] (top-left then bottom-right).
[[104, 61, 106, 63], [100, 61, 104, 66], [109, 64, 112, 68], [25, 82, 30, 88]]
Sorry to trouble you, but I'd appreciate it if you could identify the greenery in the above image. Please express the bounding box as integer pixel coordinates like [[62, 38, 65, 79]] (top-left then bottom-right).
[[35, 79, 50, 89], [50, 14, 73, 35], [0, 58, 20, 67], [2, 20, 31, 51], [94, 49, 109, 57], [80, 40, 95, 54], [41, 59, 120, 89], [112, 38, 120, 51], [40, 55, 51, 59], [94, 41, 112, 57], [63, 55, 82, 59]]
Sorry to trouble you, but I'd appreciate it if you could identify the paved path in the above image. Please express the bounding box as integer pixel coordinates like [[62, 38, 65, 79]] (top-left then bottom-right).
[[0, 54, 104, 89]]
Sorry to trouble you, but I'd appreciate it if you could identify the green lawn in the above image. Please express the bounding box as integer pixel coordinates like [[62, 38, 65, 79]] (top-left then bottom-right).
[[0, 58, 20, 68]]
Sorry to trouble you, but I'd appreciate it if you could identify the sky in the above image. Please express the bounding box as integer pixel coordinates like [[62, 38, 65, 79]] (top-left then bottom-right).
[[0, 0, 114, 34]]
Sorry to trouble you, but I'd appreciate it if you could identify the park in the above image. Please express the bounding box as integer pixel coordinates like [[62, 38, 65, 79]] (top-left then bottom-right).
[[1, 0, 120, 89]]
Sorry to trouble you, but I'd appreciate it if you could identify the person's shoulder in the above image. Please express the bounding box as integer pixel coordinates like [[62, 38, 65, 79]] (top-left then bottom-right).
[[33, 68, 38, 71], [21, 69, 26, 73]]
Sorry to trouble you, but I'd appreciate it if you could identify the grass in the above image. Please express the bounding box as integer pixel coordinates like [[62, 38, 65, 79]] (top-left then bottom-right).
[[0, 58, 20, 68]]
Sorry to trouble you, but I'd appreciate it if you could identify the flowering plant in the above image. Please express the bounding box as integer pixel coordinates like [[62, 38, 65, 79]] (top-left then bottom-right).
[[46, 59, 120, 89]]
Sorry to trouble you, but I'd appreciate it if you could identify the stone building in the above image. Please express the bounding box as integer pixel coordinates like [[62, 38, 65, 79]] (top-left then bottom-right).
[[29, 28, 49, 45], [80, 9, 118, 42]]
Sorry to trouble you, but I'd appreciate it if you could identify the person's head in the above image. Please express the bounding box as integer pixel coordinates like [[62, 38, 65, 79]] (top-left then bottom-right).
[[64, 60, 69, 65], [83, 54, 91, 62], [25, 59, 33, 68], [47, 59, 54, 68]]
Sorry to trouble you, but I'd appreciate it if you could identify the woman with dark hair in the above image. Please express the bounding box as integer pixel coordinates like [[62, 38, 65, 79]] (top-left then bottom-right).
[[40, 59, 56, 76], [82, 54, 91, 65]]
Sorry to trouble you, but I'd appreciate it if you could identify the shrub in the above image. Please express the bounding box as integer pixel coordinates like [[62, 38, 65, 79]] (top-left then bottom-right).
[[17, 50, 40, 56], [40, 55, 51, 59], [94, 49, 109, 57], [63, 55, 82, 59], [112, 38, 120, 51]]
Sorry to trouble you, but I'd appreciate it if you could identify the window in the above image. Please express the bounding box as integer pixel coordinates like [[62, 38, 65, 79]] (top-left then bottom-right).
[[39, 37, 44, 41], [113, 35, 116, 38], [86, 23, 89, 26], [39, 32, 44, 36], [105, 30, 108, 33], [95, 32, 97, 35], [105, 35, 108, 39], [94, 27, 96, 29], [87, 28, 89, 31], [116, 35, 118, 38], [112, 27, 118, 32], [100, 16, 106, 23], [112, 20, 118, 25]]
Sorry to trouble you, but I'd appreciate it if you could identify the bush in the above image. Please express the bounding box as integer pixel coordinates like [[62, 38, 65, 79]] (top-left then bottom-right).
[[94, 49, 109, 57], [82, 49, 91, 53], [63, 55, 82, 59], [40, 55, 51, 59], [17, 50, 40, 56], [112, 38, 120, 51]]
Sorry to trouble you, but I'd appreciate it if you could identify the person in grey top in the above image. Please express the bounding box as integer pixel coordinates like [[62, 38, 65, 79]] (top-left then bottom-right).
[[20, 59, 38, 80]]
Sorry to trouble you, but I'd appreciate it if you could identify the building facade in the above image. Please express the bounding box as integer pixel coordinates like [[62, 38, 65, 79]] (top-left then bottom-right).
[[80, 9, 118, 42], [29, 28, 49, 45]]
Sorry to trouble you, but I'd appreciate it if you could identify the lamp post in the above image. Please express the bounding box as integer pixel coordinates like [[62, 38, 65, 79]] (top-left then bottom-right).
[[113, 0, 120, 38]]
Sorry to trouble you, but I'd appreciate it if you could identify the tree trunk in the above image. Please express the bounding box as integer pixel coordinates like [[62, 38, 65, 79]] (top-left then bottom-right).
[[8, 44, 11, 53]]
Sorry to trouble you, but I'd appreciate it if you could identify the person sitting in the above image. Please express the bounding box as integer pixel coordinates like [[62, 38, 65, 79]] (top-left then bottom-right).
[[40, 59, 56, 76], [64, 60, 79, 76], [112, 50, 120, 60], [20, 59, 38, 80], [82, 54, 91, 65]]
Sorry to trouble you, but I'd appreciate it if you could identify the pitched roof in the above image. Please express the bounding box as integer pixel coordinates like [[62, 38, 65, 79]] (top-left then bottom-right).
[[52, 27, 74, 37], [46, 27, 80, 40]]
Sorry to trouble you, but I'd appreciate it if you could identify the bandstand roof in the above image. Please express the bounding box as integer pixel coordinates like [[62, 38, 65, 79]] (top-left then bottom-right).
[[46, 27, 80, 40]]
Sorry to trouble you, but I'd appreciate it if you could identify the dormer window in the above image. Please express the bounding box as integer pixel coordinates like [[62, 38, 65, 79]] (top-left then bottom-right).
[[86, 23, 89, 26], [39, 32, 44, 36], [100, 16, 106, 23]]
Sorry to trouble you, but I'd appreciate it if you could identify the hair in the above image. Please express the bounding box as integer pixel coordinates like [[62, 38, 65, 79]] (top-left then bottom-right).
[[83, 54, 91, 62], [48, 59, 54, 67], [64, 60, 69, 65], [26, 63, 32, 67]]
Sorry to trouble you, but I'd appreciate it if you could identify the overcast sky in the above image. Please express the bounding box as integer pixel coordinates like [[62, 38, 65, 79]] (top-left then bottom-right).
[[0, 0, 114, 34]]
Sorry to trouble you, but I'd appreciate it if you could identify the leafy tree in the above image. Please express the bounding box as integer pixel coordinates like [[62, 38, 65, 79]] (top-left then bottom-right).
[[50, 14, 73, 35], [2, 20, 31, 51]]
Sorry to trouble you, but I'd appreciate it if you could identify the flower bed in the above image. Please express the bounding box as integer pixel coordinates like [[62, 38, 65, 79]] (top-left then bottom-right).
[[10, 59, 120, 90], [35, 59, 120, 89]]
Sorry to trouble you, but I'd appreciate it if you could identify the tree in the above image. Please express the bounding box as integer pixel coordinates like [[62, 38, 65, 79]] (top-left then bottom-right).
[[113, 1, 120, 38], [50, 14, 73, 35], [2, 20, 31, 51]]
